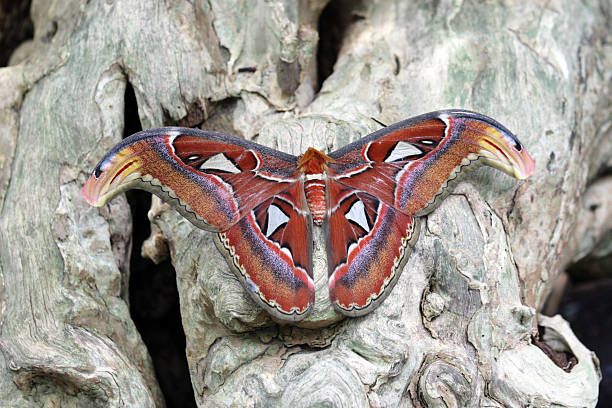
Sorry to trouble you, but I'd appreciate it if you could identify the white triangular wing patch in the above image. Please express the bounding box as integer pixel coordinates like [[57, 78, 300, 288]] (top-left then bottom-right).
[[384, 141, 422, 162], [199, 153, 241, 174], [265, 204, 290, 237], [345, 200, 370, 232]]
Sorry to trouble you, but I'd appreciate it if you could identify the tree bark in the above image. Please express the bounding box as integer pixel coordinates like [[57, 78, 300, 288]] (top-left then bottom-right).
[[0, 0, 610, 406]]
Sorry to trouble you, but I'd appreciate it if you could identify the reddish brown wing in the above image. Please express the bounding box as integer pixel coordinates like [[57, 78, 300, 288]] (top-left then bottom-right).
[[216, 181, 314, 321], [325, 110, 535, 316], [325, 180, 418, 316], [83, 127, 314, 321], [327, 110, 534, 216], [82, 127, 300, 232]]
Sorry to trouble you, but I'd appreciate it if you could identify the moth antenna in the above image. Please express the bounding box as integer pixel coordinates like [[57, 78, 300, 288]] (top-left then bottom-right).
[[371, 117, 388, 127]]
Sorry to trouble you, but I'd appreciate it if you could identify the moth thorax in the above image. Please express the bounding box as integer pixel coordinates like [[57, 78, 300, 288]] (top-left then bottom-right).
[[304, 177, 326, 225], [298, 148, 334, 225]]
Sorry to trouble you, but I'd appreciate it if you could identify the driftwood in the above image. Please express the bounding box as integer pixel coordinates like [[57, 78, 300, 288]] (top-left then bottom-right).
[[1, 0, 610, 406]]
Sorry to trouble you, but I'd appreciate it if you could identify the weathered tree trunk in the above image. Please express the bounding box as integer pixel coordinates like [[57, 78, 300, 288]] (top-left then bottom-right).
[[1, 0, 610, 406]]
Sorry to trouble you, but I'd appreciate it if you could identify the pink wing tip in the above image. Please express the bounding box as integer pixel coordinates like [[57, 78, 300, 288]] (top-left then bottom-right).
[[82, 176, 102, 206], [517, 149, 536, 179]]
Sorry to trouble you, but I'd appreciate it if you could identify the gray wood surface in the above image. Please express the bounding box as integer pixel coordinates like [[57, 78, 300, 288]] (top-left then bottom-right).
[[0, 0, 610, 406]]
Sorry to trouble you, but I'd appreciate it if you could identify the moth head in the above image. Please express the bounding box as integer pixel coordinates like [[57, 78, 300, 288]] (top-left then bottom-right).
[[297, 147, 334, 174], [82, 145, 145, 206], [471, 120, 535, 180]]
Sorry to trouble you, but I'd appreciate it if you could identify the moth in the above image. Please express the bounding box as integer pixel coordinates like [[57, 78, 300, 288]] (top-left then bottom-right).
[[83, 110, 534, 321]]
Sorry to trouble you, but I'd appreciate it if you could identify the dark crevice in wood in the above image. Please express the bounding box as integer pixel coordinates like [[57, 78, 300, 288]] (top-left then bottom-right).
[[177, 99, 207, 128], [123, 82, 196, 408], [557, 276, 612, 401], [566, 255, 612, 283], [0, 0, 33, 67], [199, 97, 240, 135], [123, 81, 141, 137], [316, 0, 365, 90], [163, 96, 239, 135], [594, 163, 612, 183]]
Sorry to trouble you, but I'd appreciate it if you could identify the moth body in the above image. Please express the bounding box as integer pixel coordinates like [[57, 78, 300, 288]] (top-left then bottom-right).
[[299, 147, 334, 225]]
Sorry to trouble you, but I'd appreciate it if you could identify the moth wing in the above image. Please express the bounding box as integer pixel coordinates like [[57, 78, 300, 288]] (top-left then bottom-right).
[[327, 110, 534, 216], [325, 180, 418, 316], [83, 127, 300, 232], [217, 181, 314, 321], [325, 110, 534, 316]]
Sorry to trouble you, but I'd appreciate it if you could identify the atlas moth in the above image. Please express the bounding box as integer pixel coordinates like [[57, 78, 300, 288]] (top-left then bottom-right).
[[83, 110, 534, 322]]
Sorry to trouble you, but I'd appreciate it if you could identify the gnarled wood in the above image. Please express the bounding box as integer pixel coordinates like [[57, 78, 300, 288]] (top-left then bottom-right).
[[0, 0, 609, 406]]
